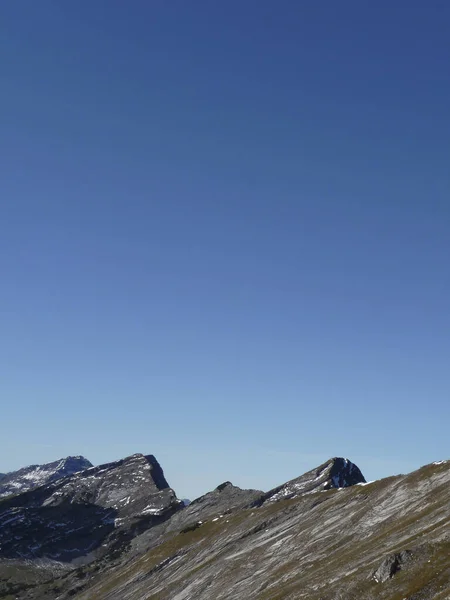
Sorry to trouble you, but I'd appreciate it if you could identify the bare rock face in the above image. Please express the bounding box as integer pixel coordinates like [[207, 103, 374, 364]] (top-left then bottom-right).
[[0, 456, 93, 498], [261, 456, 366, 503], [0, 454, 181, 563]]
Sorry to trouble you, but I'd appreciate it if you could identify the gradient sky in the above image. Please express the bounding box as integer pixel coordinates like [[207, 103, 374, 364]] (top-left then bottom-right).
[[1, 1, 449, 499]]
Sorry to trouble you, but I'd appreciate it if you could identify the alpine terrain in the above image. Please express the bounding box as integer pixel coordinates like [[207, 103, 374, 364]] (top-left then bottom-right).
[[0, 457, 93, 498], [0, 454, 448, 600]]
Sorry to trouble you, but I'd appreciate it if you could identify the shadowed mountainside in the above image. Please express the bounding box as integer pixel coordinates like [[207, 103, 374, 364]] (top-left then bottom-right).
[[0, 454, 181, 566]]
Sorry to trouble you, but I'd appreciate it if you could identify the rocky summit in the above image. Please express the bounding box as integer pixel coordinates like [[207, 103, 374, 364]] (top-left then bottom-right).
[[0, 454, 181, 566], [0, 455, 449, 600], [260, 456, 366, 503], [0, 456, 93, 498]]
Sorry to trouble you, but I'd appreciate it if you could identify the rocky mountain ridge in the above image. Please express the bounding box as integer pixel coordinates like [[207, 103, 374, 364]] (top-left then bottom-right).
[[0, 455, 448, 600], [0, 457, 93, 499], [259, 456, 366, 504], [0, 454, 181, 565]]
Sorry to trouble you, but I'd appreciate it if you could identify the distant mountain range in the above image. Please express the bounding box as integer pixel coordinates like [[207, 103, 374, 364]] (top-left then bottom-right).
[[0, 456, 92, 498], [0, 453, 448, 599]]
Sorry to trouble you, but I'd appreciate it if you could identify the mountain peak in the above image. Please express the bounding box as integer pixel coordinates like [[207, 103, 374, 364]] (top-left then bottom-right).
[[326, 457, 366, 489], [215, 481, 234, 492], [0, 455, 93, 498], [0, 452, 181, 562], [262, 456, 366, 503]]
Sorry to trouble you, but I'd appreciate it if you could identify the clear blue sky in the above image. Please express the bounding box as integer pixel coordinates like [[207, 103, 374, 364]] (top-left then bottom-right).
[[1, 1, 449, 499]]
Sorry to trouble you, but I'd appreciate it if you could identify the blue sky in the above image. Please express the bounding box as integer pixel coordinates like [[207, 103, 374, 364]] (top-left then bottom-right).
[[1, 1, 449, 499]]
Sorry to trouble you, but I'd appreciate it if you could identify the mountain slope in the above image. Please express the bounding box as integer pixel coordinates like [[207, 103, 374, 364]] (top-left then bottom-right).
[[1, 457, 449, 600], [0, 457, 93, 498], [0, 454, 181, 566], [162, 480, 264, 535]]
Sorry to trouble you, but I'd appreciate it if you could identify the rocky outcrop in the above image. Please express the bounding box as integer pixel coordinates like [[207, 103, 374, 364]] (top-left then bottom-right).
[[260, 456, 366, 503], [0, 453, 181, 563], [373, 550, 414, 583], [0, 456, 93, 498]]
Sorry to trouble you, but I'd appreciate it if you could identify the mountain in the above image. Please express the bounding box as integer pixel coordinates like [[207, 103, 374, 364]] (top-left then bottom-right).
[[0, 456, 93, 498], [260, 456, 366, 503], [0, 455, 449, 600], [0, 453, 181, 566], [163, 480, 264, 536]]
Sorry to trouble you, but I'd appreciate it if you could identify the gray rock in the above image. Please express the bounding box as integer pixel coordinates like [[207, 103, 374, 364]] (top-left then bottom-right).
[[164, 481, 263, 534], [0, 456, 93, 498], [260, 456, 366, 503], [373, 550, 414, 583], [0, 453, 182, 563]]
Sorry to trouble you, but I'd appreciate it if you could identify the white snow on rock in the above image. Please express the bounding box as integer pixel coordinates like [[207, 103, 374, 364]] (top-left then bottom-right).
[[0, 457, 93, 498]]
